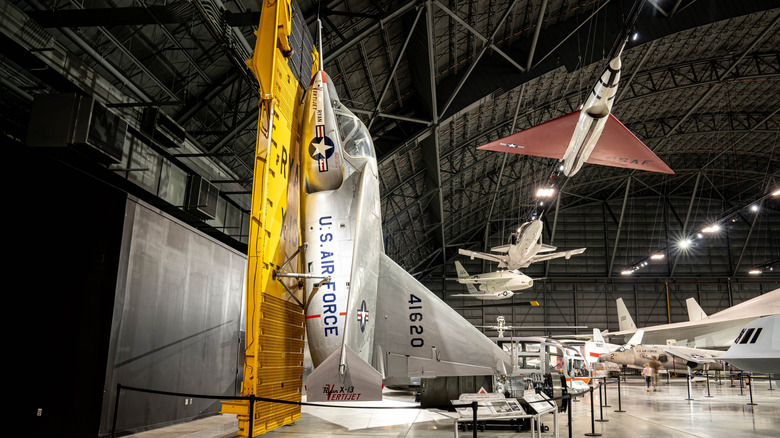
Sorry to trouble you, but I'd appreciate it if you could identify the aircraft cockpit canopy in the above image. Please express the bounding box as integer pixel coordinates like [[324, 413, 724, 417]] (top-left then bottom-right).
[[334, 99, 375, 160]]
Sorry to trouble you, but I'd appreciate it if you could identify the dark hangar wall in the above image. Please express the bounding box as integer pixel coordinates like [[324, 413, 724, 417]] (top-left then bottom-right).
[[13, 145, 245, 438]]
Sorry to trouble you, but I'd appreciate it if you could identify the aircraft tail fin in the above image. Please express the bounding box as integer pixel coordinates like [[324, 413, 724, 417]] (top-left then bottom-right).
[[593, 328, 605, 343], [306, 345, 383, 402], [625, 329, 644, 347], [465, 282, 479, 294], [616, 298, 637, 331], [454, 261, 469, 279], [686, 297, 707, 321], [375, 254, 512, 379]]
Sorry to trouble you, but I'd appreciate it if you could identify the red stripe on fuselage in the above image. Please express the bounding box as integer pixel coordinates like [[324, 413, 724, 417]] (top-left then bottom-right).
[[306, 314, 322, 319]]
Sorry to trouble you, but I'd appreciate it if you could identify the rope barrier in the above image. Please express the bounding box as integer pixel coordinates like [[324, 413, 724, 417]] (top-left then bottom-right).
[[112, 379, 626, 437]]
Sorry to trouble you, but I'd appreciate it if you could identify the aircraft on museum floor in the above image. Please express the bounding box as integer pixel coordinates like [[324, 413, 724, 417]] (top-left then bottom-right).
[[451, 261, 534, 299], [596, 291, 780, 349], [599, 342, 728, 373], [301, 47, 512, 402], [582, 328, 644, 362], [458, 219, 585, 270], [476, 1, 673, 177], [718, 315, 780, 374]]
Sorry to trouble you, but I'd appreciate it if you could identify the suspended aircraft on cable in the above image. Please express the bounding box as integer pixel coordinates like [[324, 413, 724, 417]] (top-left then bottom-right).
[[458, 219, 585, 270], [477, 0, 673, 177], [449, 261, 537, 301]]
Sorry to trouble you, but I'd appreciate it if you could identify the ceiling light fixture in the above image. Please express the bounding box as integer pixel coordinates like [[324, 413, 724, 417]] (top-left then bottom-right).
[[651, 253, 665, 260], [748, 269, 762, 275], [536, 187, 556, 197], [702, 225, 720, 233]]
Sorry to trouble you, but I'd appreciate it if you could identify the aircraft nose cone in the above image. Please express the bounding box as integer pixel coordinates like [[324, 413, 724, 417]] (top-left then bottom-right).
[[598, 353, 610, 362]]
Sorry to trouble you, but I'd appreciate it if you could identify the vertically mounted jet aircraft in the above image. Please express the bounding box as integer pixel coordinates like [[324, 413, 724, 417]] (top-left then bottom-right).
[[301, 49, 512, 402], [459, 219, 585, 270], [477, 0, 672, 177]]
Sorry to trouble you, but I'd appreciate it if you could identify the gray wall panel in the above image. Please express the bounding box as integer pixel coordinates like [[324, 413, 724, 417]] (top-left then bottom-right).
[[101, 197, 245, 435]]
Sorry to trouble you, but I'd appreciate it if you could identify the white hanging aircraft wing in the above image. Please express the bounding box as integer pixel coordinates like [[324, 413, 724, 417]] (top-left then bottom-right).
[[459, 248, 508, 264], [528, 247, 586, 264], [374, 253, 512, 379]]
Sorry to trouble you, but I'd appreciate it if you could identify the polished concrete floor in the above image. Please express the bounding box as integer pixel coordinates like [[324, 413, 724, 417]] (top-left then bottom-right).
[[130, 376, 780, 437]]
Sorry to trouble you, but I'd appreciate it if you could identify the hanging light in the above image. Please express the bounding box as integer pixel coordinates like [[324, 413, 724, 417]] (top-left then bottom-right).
[[621, 270, 633, 275], [702, 224, 720, 233], [678, 239, 691, 249], [650, 253, 665, 260], [536, 187, 556, 197], [748, 269, 762, 275]]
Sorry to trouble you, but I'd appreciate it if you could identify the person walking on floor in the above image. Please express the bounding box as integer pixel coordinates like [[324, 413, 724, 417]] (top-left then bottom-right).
[[642, 363, 653, 392]]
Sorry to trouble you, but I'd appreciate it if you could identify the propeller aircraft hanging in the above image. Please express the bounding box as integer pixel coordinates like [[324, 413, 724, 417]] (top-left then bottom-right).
[[458, 219, 585, 270]]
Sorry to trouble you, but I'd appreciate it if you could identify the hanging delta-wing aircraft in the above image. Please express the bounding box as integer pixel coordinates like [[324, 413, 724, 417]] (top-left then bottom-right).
[[600, 291, 780, 349], [477, 1, 672, 177], [301, 63, 512, 402], [458, 220, 585, 270]]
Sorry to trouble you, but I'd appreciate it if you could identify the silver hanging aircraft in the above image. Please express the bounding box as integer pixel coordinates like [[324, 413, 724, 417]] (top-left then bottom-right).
[[301, 52, 512, 402], [458, 220, 585, 270], [450, 261, 534, 300]]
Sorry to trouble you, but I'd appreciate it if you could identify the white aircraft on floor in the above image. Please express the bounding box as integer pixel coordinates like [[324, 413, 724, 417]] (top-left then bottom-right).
[[718, 315, 780, 374], [459, 220, 586, 270], [451, 261, 534, 300], [301, 49, 512, 402], [601, 290, 780, 349]]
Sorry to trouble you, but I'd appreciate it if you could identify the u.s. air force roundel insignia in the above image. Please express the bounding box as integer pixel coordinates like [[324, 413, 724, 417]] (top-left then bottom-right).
[[357, 300, 369, 332], [309, 135, 334, 172]]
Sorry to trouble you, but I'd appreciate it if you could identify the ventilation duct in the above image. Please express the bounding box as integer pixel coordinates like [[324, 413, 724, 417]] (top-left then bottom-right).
[[186, 175, 219, 220], [27, 93, 126, 164]]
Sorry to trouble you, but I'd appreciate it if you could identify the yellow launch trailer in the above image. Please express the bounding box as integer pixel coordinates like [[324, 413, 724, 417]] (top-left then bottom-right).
[[221, 0, 314, 436]]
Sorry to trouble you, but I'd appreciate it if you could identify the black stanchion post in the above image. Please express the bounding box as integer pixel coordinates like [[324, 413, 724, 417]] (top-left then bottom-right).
[[568, 394, 573, 438], [471, 401, 478, 438], [615, 378, 625, 413], [596, 382, 608, 423], [769, 374, 774, 391], [747, 374, 757, 406], [584, 386, 602, 436], [602, 378, 610, 407], [111, 384, 122, 438], [706, 370, 713, 398]]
